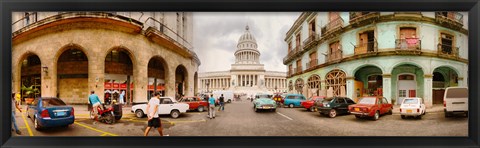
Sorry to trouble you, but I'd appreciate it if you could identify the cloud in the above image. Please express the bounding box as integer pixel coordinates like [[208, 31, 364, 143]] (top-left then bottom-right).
[[193, 12, 300, 73]]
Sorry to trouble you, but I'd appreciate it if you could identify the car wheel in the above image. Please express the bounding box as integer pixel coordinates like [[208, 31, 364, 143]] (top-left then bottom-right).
[[401, 115, 406, 119], [445, 112, 452, 118], [254, 107, 258, 112], [416, 115, 422, 119], [227, 100, 231, 103], [198, 106, 204, 112], [355, 115, 361, 119], [273, 109, 276, 112], [170, 110, 180, 118], [423, 110, 426, 115], [373, 111, 379, 121], [34, 117, 42, 130], [135, 109, 144, 118], [105, 113, 115, 124], [329, 109, 337, 118], [289, 104, 294, 108], [388, 108, 393, 115], [309, 107, 315, 112]]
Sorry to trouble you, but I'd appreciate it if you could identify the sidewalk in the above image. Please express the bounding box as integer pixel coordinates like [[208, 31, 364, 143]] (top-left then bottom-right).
[[392, 104, 443, 113]]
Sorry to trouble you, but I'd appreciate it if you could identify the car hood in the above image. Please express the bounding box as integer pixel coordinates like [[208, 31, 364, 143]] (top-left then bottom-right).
[[255, 99, 275, 104]]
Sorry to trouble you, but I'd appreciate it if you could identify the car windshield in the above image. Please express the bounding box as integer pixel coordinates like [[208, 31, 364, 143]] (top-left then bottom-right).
[[42, 98, 66, 107], [358, 98, 376, 104], [446, 88, 468, 98], [403, 99, 418, 104], [322, 98, 334, 103]]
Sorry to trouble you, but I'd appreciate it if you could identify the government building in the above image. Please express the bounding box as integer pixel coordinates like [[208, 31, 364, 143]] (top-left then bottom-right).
[[198, 25, 287, 95], [12, 12, 200, 104], [284, 12, 468, 107]]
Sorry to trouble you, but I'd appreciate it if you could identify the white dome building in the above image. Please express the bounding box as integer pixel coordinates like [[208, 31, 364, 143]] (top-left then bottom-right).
[[198, 25, 287, 96]]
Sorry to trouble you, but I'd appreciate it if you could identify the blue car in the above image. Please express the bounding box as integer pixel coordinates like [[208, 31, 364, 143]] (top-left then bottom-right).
[[283, 94, 307, 108], [27, 97, 75, 130]]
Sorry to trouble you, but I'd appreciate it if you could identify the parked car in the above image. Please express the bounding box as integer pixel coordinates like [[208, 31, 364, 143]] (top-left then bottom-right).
[[444, 87, 468, 117], [131, 97, 189, 118], [253, 96, 277, 112], [301, 96, 326, 112], [318, 97, 356, 118], [283, 94, 307, 108], [179, 96, 209, 112], [27, 97, 75, 130], [348, 97, 393, 120], [400, 97, 426, 119], [272, 94, 284, 105]]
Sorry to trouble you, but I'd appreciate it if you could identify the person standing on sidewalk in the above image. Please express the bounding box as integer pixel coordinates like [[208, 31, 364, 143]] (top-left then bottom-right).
[[218, 94, 225, 111], [144, 92, 164, 136], [119, 90, 125, 105], [11, 93, 22, 135], [208, 94, 216, 119]]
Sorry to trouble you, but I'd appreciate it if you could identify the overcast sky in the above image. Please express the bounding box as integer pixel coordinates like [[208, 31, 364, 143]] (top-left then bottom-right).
[[193, 12, 301, 73]]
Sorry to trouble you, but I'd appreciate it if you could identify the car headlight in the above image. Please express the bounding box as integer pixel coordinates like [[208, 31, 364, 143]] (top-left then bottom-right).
[[325, 104, 330, 107]]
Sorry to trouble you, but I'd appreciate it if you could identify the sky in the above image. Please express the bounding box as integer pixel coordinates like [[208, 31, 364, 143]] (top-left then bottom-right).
[[193, 12, 301, 73]]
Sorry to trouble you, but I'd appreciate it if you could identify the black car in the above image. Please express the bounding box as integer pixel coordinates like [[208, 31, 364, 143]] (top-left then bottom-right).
[[318, 97, 356, 118]]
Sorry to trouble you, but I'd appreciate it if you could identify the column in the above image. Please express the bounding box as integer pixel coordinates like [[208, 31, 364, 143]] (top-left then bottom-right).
[[458, 77, 465, 87], [241, 75, 244, 86], [382, 74, 392, 104], [424, 74, 433, 108], [346, 77, 354, 99]]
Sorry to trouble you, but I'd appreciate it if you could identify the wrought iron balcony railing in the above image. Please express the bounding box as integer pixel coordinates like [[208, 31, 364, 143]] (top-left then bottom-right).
[[303, 33, 319, 49], [395, 38, 421, 51], [321, 17, 344, 36], [327, 50, 343, 62], [354, 41, 378, 55], [437, 43, 459, 57], [349, 12, 380, 23], [435, 12, 464, 26]]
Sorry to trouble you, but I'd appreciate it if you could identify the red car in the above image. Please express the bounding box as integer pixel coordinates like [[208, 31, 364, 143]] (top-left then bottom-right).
[[301, 96, 325, 112], [179, 96, 209, 112], [348, 97, 393, 120]]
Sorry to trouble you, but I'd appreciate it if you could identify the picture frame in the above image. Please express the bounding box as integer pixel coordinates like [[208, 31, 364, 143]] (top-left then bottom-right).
[[1, 0, 478, 148]]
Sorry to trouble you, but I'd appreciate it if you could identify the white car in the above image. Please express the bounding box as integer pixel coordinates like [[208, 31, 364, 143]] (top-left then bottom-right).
[[444, 87, 468, 117], [131, 97, 189, 118], [399, 97, 426, 119]]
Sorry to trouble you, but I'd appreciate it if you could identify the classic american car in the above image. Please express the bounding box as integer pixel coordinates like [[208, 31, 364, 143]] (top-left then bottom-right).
[[301, 96, 326, 112], [348, 97, 393, 120], [318, 97, 356, 118], [400, 97, 426, 119], [253, 96, 277, 112], [283, 94, 307, 108], [132, 97, 189, 118], [179, 96, 209, 112], [27, 97, 75, 130]]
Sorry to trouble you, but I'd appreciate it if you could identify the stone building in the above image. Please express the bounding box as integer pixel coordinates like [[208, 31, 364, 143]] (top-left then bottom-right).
[[12, 12, 200, 104], [284, 12, 468, 107], [198, 25, 287, 95]]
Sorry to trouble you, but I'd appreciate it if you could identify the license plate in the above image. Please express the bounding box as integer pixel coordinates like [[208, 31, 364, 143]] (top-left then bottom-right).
[[56, 111, 66, 116], [354, 108, 360, 111], [407, 110, 412, 113], [263, 106, 270, 109]]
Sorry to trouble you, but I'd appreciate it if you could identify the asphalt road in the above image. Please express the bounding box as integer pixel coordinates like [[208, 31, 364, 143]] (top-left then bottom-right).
[[12, 100, 468, 136]]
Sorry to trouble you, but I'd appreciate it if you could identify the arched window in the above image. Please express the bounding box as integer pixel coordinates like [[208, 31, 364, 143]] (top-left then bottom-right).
[[307, 74, 321, 89], [288, 80, 293, 91], [295, 78, 304, 93], [325, 70, 346, 97]]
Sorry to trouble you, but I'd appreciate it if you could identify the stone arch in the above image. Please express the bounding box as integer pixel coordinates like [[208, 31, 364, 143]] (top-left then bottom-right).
[[351, 63, 385, 76], [147, 55, 170, 98], [104, 46, 136, 104], [432, 65, 461, 77], [104, 45, 138, 66], [17, 52, 43, 103], [389, 61, 426, 75], [56, 46, 90, 104], [53, 43, 90, 64], [325, 69, 347, 97], [307, 74, 321, 96], [175, 64, 189, 99]]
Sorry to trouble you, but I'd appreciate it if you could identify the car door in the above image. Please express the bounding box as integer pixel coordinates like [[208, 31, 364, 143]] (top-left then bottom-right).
[[382, 97, 390, 114], [158, 98, 174, 115], [336, 98, 348, 114]]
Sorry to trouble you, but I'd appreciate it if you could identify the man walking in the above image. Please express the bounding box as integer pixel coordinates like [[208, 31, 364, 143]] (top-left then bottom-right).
[[218, 94, 225, 111], [88, 90, 103, 124], [208, 94, 216, 119], [11, 93, 22, 135], [144, 92, 164, 136]]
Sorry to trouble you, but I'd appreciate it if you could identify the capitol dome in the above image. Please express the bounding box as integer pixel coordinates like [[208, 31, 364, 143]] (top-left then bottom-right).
[[237, 25, 258, 50], [234, 25, 261, 64]]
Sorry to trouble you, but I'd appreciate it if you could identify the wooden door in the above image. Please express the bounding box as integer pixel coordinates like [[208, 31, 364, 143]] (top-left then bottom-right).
[[432, 89, 445, 104]]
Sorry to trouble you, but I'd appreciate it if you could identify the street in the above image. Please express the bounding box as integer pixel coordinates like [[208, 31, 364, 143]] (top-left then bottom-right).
[[13, 100, 467, 136]]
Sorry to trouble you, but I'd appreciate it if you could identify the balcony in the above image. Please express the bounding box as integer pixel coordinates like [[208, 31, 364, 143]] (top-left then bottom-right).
[[349, 12, 380, 23], [354, 41, 378, 55], [295, 66, 303, 74], [321, 17, 344, 36], [306, 59, 318, 70], [435, 12, 464, 27], [303, 33, 320, 49], [395, 38, 421, 52], [437, 43, 459, 58], [327, 50, 343, 63]]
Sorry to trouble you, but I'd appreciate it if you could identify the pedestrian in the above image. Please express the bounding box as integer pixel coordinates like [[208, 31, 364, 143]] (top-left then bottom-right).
[[218, 94, 225, 111], [208, 94, 216, 119], [119, 90, 125, 105], [144, 92, 165, 136], [11, 93, 22, 135], [88, 90, 103, 124]]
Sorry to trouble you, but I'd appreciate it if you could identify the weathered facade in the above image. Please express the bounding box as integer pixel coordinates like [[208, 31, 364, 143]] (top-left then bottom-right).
[[284, 12, 468, 107], [198, 26, 287, 95], [12, 12, 200, 104]]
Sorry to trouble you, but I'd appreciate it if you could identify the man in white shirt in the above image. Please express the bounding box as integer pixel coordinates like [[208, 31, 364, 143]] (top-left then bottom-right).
[[144, 92, 164, 136]]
